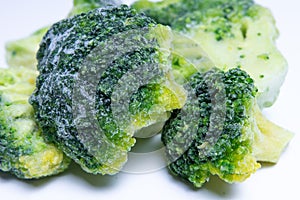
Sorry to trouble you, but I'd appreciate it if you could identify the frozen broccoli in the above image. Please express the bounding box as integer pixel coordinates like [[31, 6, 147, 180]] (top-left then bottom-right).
[[162, 68, 293, 187], [133, 0, 288, 108], [2, 0, 114, 179], [0, 67, 70, 179], [30, 5, 186, 175]]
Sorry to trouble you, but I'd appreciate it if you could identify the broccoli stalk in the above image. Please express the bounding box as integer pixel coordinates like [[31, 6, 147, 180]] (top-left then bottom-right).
[[30, 5, 186, 175], [0, 67, 70, 179], [253, 105, 294, 163], [132, 0, 288, 109]]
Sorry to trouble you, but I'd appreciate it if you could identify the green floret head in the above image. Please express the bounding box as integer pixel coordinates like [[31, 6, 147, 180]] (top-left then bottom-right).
[[133, 0, 288, 108], [162, 68, 261, 187], [0, 67, 70, 179], [30, 5, 186, 175]]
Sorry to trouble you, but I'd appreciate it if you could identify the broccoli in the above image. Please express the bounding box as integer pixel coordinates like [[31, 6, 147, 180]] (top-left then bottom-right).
[[252, 106, 294, 163], [132, 0, 288, 108], [0, 67, 70, 179], [30, 5, 186, 175], [161, 67, 293, 187]]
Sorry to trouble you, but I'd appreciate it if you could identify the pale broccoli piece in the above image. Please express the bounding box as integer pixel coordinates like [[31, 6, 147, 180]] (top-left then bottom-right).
[[133, 0, 288, 108], [253, 105, 294, 163], [0, 67, 70, 179]]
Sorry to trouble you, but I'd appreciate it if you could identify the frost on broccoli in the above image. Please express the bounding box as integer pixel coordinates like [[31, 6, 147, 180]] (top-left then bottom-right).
[[161, 67, 293, 187], [30, 5, 186, 175], [133, 0, 288, 108], [0, 67, 70, 179]]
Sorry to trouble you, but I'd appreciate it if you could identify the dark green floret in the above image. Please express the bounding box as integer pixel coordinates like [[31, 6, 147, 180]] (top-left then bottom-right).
[[30, 5, 185, 175], [162, 68, 261, 187]]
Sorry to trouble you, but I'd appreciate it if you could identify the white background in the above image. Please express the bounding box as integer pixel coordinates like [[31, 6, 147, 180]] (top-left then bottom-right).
[[0, 0, 299, 199]]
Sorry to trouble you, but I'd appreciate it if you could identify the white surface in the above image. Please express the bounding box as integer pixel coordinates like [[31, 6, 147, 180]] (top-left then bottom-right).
[[0, 0, 299, 199]]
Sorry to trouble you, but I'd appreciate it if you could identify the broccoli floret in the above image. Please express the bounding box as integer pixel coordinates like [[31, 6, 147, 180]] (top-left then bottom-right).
[[161, 67, 293, 187], [0, 67, 70, 179], [30, 5, 186, 175], [132, 0, 288, 108], [162, 68, 259, 187]]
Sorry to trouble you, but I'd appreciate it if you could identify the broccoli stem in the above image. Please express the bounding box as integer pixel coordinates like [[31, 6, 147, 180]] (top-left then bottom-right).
[[253, 104, 294, 163]]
